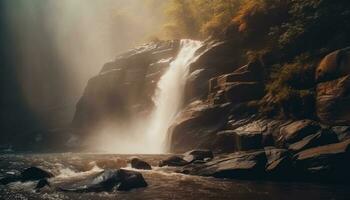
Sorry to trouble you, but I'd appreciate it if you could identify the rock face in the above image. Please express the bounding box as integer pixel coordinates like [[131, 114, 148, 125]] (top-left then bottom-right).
[[316, 47, 350, 125], [294, 139, 350, 181], [169, 101, 231, 153], [60, 169, 147, 192], [72, 40, 179, 136]]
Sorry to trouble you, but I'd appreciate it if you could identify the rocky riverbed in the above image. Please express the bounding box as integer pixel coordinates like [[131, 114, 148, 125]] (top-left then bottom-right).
[[0, 153, 349, 200]]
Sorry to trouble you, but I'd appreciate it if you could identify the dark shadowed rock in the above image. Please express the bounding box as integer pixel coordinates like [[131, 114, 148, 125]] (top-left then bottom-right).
[[21, 167, 54, 182], [60, 169, 147, 192], [183, 149, 214, 163], [264, 147, 292, 177], [169, 101, 231, 153], [0, 175, 20, 185], [279, 120, 320, 144], [294, 139, 350, 181], [288, 130, 338, 153], [185, 150, 267, 179], [316, 75, 350, 125], [130, 158, 152, 170], [316, 47, 350, 83], [332, 126, 350, 141], [159, 156, 189, 167], [116, 169, 148, 191], [35, 179, 50, 191]]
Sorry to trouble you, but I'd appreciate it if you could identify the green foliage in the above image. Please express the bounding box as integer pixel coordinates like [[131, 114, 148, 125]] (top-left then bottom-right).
[[162, 0, 242, 39]]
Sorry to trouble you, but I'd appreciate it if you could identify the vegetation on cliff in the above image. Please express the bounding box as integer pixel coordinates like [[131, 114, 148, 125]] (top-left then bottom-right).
[[161, 0, 350, 118]]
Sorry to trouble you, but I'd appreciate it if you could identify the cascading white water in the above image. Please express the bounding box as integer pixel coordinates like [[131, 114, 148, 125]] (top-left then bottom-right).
[[145, 39, 202, 153]]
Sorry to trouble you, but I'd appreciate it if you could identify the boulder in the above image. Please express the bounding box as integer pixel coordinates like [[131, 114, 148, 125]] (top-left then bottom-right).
[[316, 47, 350, 83], [183, 149, 214, 162], [21, 167, 54, 182], [264, 148, 292, 176], [130, 158, 152, 170], [159, 156, 189, 167], [278, 120, 320, 144], [316, 75, 350, 125], [116, 169, 148, 191], [169, 101, 231, 153], [185, 150, 267, 179], [288, 130, 338, 152], [294, 139, 350, 181], [60, 169, 147, 192]]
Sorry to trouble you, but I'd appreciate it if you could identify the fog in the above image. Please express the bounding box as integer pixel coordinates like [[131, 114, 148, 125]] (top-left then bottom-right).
[[1, 0, 167, 139]]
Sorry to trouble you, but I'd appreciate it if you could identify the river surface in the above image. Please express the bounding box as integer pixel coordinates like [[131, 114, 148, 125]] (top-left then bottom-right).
[[0, 153, 349, 200]]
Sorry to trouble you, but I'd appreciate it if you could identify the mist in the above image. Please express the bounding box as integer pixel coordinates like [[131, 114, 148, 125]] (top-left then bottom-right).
[[0, 0, 167, 149]]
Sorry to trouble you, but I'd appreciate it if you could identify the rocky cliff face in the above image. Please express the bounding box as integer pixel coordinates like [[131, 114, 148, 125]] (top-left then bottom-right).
[[72, 40, 179, 136], [73, 39, 350, 156]]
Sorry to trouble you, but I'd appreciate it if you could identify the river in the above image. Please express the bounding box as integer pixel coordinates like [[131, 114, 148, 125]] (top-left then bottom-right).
[[0, 153, 349, 200]]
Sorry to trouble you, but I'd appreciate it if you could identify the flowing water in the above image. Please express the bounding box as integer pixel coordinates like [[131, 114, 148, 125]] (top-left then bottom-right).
[[145, 39, 202, 153], [0, 153, 349, 200]]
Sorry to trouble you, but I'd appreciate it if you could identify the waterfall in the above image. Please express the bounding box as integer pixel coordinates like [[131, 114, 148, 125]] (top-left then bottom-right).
[[145, 39, 202, 153]]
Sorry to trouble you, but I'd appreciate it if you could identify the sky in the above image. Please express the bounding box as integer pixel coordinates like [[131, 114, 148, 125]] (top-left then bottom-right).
[[0, 0, 167, 149]]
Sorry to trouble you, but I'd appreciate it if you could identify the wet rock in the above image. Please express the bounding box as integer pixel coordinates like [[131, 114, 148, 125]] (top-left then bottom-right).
[[169, 101, 231, 153], [35, 179, 50, 191], [116, 169, 148, 191], [185, 150, 267, 179], [159, 156, 189, 167], [288, 130, 338, 153], [0, 175, 20, 185], [279, 120, 320, 144], [130, 158, 152, 170], [21, 167, 54, 182], [294, 139, 350, 181], [60, 169, 147, 192], [183, 149, 214, 162], [264, 147, 292, 176], [316, 75, 350, 125]]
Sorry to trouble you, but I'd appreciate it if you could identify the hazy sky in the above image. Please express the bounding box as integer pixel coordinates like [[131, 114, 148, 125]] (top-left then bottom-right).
[[1, 0, 167, 128]]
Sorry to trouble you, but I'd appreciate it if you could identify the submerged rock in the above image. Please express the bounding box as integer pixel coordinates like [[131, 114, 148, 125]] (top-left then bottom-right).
[[130, 158, 152, 170], [21, 167, 54, 182], [60, 169, 147, 192], [1, 167, 54, 185], [159, 155, 189, 167]]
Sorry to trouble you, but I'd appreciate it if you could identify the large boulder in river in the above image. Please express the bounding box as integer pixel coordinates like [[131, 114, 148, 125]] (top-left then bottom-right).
[[184, 150, 267, 179], [130, 158, 152, 170], [60, 169, 147, 192]]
